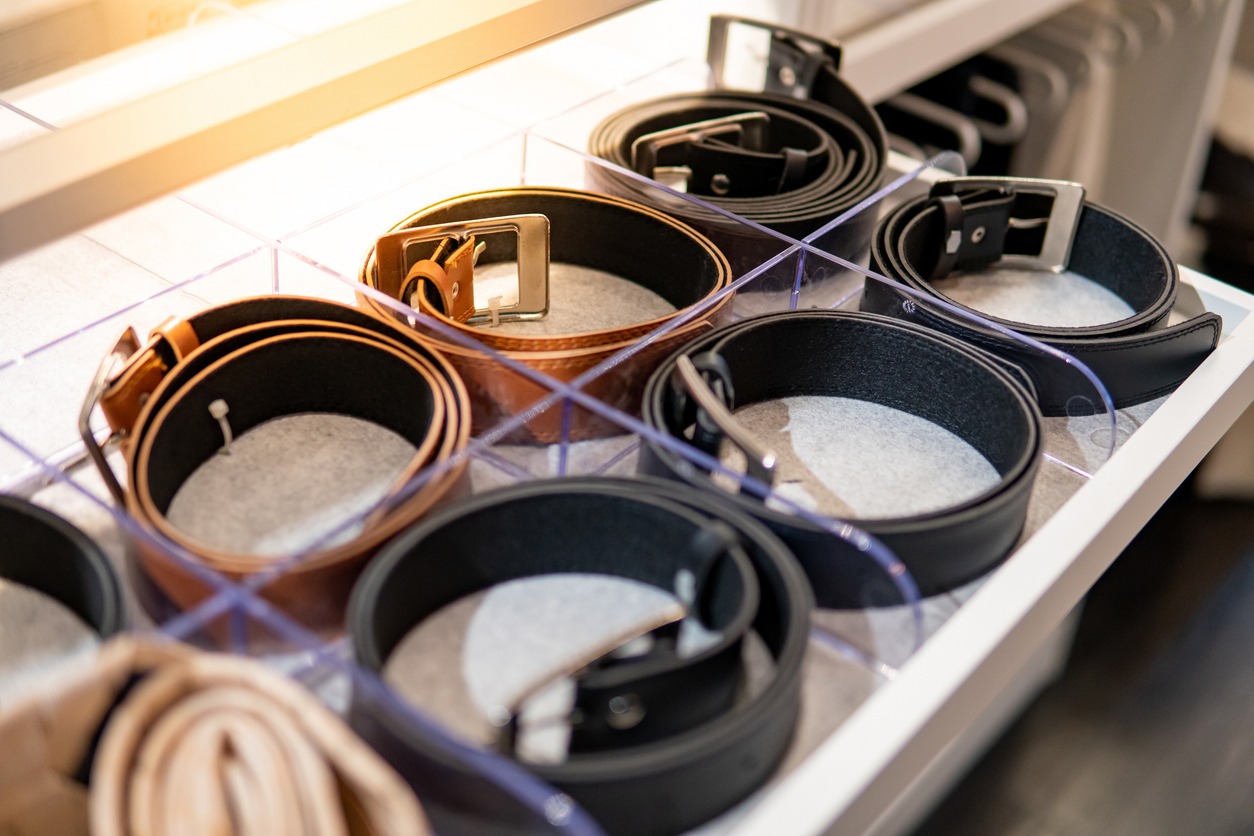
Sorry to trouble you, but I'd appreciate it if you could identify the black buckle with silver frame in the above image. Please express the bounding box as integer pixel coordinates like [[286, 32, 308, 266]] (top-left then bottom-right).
[[927, 176, 1086, 274]]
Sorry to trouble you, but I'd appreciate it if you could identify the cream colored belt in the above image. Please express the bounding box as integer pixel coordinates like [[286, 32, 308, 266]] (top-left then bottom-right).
[[0, 638, 428, 836]]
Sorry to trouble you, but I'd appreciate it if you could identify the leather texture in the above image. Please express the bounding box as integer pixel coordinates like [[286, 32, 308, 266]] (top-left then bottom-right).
[[0, 495, 125, 637], [0, 637, 429, 836], [96, 296, 471, 628], [639, 310, 1043, 601], [359, 188, 733, 444], [865, 178, 1223, 414], [587, 22, 887, 274], [348, 477, 811, 836]]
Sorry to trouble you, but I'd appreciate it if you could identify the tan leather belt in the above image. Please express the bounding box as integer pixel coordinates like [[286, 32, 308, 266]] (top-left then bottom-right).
[[359, 187, 733, 443], [79, 296, 471, 628], [0, 637, 429, 835]]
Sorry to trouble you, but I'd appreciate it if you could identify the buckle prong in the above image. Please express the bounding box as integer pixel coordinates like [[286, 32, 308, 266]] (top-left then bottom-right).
[[376, 214, 550, 325], [674, 354, 777, 488]]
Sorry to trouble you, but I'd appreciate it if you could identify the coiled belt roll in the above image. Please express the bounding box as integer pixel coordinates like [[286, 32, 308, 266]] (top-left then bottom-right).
[[80, 296, 471, 628], [639, 310, 1043, 600], [865, 176, 1222, 413], [359, 187, 733, 443], [348, 477, 811, 836], [0, 637, 429, 835], [588, 16, 887, 271]]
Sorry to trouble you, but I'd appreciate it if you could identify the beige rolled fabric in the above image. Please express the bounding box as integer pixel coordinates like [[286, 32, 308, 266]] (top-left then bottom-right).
[[0, 637, 429, 836]]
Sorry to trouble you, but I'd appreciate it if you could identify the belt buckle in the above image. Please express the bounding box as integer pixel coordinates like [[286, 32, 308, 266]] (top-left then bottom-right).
[[706, 14, 842, 98], [493, 618, 679, 765], [930, 176, 1086, 273], [79, 327, 143, 505], [375, 214, 550, 326], [673, 354, 777, 488], [629, 111, 770, 180]]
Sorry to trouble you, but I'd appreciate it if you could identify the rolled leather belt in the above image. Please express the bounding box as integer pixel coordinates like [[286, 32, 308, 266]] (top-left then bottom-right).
[[348, 477, 811, 836], [587, 16, 887, 272], [0, 495, 125, 638], [80, 295, 471, 628], [359, 187, 732, 443], [0, 636, 429, 835], [639, 310, 1043, 601], [864, 176, 1223, 414]]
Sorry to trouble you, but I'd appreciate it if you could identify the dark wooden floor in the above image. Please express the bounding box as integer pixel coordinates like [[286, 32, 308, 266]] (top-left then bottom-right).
[[914, 478, 1254, 836]]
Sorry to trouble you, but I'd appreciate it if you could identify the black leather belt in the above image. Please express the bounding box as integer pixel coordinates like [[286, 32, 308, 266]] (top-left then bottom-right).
[[639, 310, 1042, 600], [79, 295, 471, 628], [348, 477, 810, 836], [865, 176, 1223, 414], [0, 495, 125, 637], [587, 16, 887, 271]]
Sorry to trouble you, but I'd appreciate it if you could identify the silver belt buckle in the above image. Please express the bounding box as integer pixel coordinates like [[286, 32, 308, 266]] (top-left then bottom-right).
[[375, 213, 550, 325], [629, 111, 770, 178], [933, 176, 1086, 273]]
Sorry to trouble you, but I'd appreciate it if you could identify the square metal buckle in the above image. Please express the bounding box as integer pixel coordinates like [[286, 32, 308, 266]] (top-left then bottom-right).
[[929, 176, 1086, 273], [375, 214, 550, 325], [706, 14, 842, 98], [629, 111, 770, 177]]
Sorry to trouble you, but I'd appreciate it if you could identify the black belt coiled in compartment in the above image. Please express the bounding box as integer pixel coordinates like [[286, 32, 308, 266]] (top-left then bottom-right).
[[588, 16, 887, 271], [865, 176, 1222, 413], [348, 477, 811, 836], [639, 310, 1043, 600]]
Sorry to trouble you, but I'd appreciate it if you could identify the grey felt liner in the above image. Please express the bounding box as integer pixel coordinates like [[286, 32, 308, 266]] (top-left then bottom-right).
[[469, 263, 676, 336], [718, 397, 1000, 520], [932, 266, 1135, 327], [694, 315, 1035, 478], [0, 581, 98, 710], [167, 414, 417, 556], [144, 335, 439, 514]]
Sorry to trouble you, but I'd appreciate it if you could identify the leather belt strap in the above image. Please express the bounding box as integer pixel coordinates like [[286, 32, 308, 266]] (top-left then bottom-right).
[[80, 296, 471, 628], [0, 495, 125, 637], [348, 477, 810, 836], [359, 187, 732, 443], [639, 310, 1043, 600], [0, 637, 429, 835], [587, 16, 887, 271], [865, 176, 1223, 414]]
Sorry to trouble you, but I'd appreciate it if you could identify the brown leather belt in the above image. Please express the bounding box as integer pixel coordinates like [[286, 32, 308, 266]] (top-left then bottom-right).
[[79, 296, 471, 628], [358, 187, 733, 443], [0, 637, 430, 835]]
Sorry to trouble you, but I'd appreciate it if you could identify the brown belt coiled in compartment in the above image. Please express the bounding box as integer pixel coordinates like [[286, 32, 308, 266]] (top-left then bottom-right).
[[359, 187, 733, 443], [80, 296, 471, 628]]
